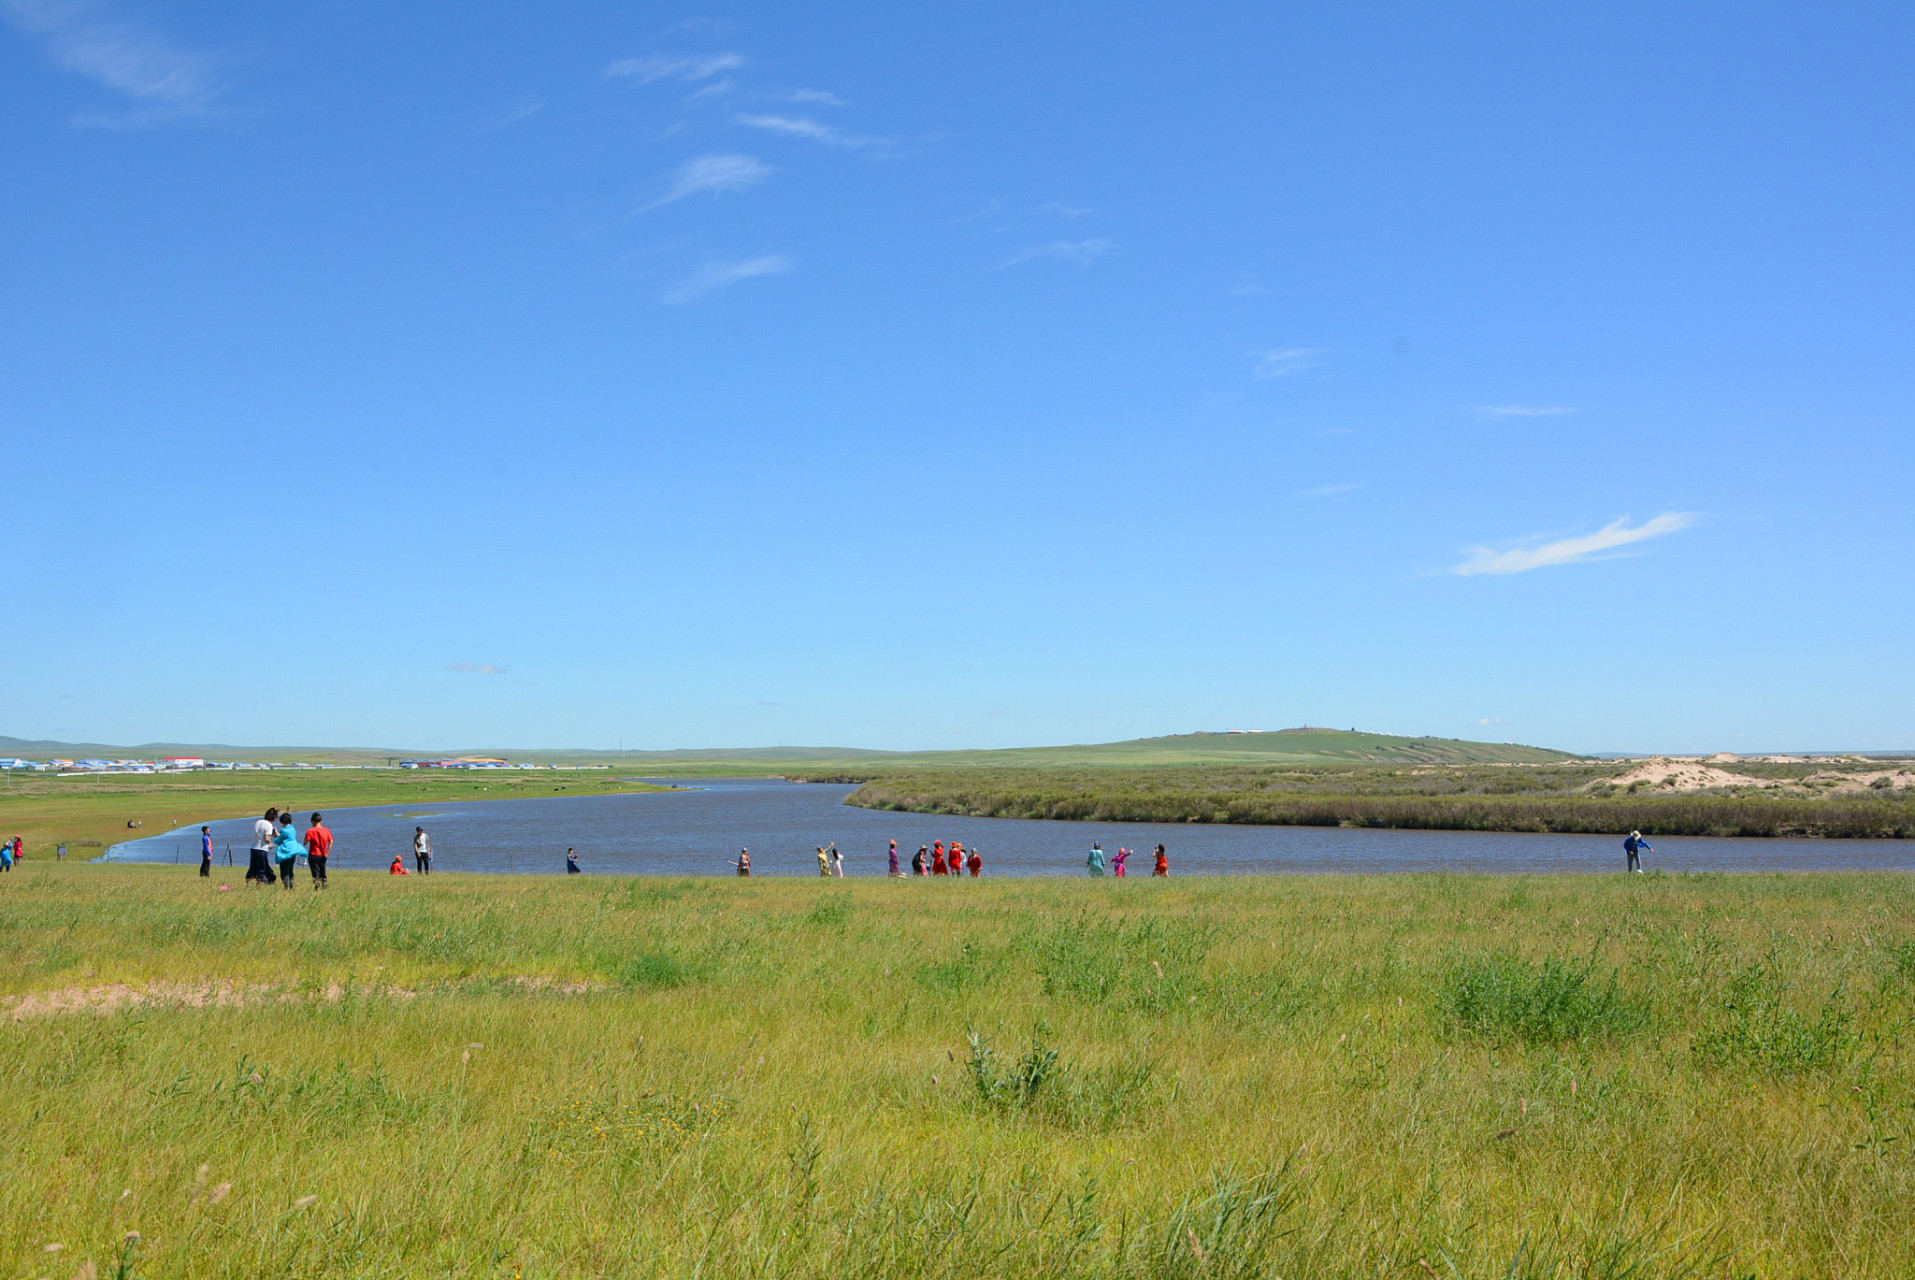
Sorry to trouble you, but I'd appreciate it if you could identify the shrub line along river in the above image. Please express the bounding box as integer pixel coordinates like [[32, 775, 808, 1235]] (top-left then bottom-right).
[[105, 777, 1915, 877]]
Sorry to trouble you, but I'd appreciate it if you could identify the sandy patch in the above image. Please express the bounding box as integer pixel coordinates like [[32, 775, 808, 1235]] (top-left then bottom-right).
[[1805, 769, 1915, 793], [1706, 753, 1742, 763], [5, 976, 598, 1021], [1599, 758, 1784, 792]]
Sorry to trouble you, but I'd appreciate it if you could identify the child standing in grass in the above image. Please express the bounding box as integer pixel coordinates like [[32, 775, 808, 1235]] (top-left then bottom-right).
[[274, 813, 302, 888], [304, 814, 331, 889]]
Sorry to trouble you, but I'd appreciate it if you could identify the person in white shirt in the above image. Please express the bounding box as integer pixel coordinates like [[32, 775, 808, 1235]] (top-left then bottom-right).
[[413, 826, 432, 874], [250, 807, 279, 884]]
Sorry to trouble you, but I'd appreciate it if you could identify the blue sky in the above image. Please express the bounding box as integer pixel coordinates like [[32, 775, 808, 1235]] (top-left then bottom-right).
[[2, 1, 1910, 755]]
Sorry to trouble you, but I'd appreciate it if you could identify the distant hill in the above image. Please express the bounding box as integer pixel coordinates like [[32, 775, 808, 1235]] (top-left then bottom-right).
[[1, 728, 1576, 769]]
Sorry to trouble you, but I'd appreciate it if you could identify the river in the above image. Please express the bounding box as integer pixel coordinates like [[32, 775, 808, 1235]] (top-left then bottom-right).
[[102, 777, 1915, 876]]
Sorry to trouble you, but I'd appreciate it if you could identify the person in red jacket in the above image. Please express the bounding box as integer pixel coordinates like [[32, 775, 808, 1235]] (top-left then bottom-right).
[[966, 847, 982, 877], [1153, 844, 1168, 876], [304, 813, 333, 890], [389, 854, 410, 875], [932, 841, 947, 875]]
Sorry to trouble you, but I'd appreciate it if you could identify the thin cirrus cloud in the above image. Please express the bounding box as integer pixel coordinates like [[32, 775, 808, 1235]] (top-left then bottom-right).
[[1250, 347, 1325, 379], [1451, 513, 1698, 576], [734, 112, 887, 148], [447, 662, 506, 676], [993, 238, 1118, 270], [645, 153, 772, 209], [2, 0, 225, 127], [1474, 404, 1577, 418], [603, 52, 743, 83], [662, 254, 794, 304]]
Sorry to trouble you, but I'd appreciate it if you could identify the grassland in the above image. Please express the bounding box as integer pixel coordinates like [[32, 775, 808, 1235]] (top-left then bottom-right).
[[0, 769, 671, 860], [842, 762, 1915, 838], [4, 863, 1914, 1277]]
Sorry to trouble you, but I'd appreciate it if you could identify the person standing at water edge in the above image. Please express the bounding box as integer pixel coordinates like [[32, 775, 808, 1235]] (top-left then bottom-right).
[[274, 812, 302, 888], [967, 847, 982, 877], [1112, 847, 1130, 878], [1153, 844, 1168, 877], [1624, 830, 1651, 873], [413, 826, 431, 874], [1087, 843, 1106, 876], [199, 826, 213, 877], [736, 848, 751, 877], [888, 839, 900, 877], [305, 813, 332, 889], [830, 844, 845, 877], [912, 845, 927, 876], [565, 848, 581, 874], [817, 846, 831, 877], [251, 807, 279, 884]]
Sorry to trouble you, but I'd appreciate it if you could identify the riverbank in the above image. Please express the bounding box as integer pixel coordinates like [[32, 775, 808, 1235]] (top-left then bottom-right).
[[2, 863, 1912, 1275], [840, 762, 1915, 837], [0, 769, 674, 860]]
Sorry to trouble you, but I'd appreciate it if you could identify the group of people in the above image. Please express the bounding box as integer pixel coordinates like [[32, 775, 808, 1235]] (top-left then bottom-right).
[[1085, 842, 1169, 877], [0, 835, 23, 871], [904, 839, 982, 877], [243, 807, 334, 888]]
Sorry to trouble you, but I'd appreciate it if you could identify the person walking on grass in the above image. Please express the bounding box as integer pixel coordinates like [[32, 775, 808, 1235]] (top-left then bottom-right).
[[888, 839, 900, 878], [736, 848, 752, 877], [274, 812, 302, 889], [1153, 844, 1168, 877], [912, 845, 928, 876], [250, 807, 279, 884], [565, 848, 581, 874], [1624, 830, 1651, 873], [1087, 842, 1106, 876], [967, 847, 982, 877], [413, 826, 432, 875], [305, 813, 332, 889], [199, 825, 213, 877]]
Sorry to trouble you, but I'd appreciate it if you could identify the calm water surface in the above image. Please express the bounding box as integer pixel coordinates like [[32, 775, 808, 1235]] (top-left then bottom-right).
[[107, 777, 1915, 876]]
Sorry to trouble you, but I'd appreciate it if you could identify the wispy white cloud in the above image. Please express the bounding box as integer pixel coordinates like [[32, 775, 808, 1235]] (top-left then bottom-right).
[[662, 254, 794, 303], [785, 87, 844, 106], [447, 662, 506, 676], [1250, 347, 1325, 379], [684, 76, 737, 103], [734, 112, 889, 149], [1300, 482, 1361, 498], [479, 98, 544, 130], [1041, 201, 1092, 218], [1452, 512, 1697, 576], [604, 52, 744, 83], [1473, 404, 1577, 418], [3, 0, 226, 127], [646, 153, 772, 208], [993, 238, 1118, 270], [1477, 717, 1505, 727]]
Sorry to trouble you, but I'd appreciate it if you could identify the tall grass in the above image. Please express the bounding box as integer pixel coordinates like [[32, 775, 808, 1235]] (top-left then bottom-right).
[[2, 864, 1914, 1276], [843, 765, 1915, 836]]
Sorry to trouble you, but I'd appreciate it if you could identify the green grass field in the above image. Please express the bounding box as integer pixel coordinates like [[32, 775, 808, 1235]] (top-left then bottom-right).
[[842, 762, 1915, 838], [4, 864, 1913, 1277]]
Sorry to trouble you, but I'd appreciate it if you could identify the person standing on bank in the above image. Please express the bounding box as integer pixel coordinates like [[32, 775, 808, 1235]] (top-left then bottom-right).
[[1086, 842, 1106, 876], [199, 825, 213, 877], [565, 848, 581, 874], [830, 844, 845, 877], [413, 826, 432, 874], [888, 839, 901, 877], [250, 807, 279, 884], [305, 813, 332, 889], [274, 812, 302, 889], [1153, 844, 1168, 877], [736, 848, 752, 877], [1623, 830, 1651, 873]]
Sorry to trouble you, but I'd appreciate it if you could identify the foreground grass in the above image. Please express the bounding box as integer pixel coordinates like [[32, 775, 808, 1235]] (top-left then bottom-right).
[[4, 866, 1914, 1277], [842, 765, 1915, 837], [0, 770, 672, 861]]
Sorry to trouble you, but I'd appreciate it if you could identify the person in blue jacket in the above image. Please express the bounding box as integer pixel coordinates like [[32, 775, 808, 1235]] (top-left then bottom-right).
[[1623, 830, 1651, 873], [1086, 842, 1106, 876], [274, 812, 304, 889]]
